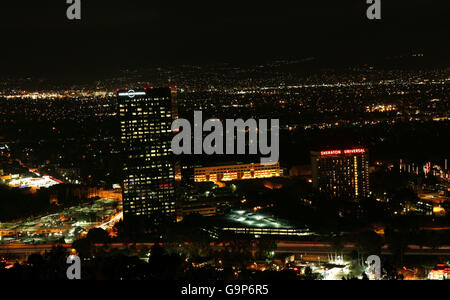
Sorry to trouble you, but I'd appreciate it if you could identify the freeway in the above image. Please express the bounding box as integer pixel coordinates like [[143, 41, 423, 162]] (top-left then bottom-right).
[[2, 241, 450, 260], [276, 241, 450, 256]]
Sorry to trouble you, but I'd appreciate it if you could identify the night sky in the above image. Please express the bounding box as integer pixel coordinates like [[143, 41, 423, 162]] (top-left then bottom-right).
[[0, 0, 449, 79]]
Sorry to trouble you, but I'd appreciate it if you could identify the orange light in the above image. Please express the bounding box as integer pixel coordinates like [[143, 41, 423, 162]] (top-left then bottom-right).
[[433, 207, 446, 214]]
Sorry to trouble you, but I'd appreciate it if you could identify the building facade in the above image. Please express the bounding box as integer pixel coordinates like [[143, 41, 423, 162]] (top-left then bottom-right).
[[311, 148, 369, 200], [194, 162, 281, 184], [118, 88, 177, 224]]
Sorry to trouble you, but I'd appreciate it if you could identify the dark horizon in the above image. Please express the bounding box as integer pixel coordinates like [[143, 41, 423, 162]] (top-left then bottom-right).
[[0, 0, 449, 81]]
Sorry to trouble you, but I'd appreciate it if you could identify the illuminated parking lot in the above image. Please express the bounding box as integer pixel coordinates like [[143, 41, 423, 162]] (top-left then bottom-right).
[[0, 198, 122, 245], [8, 176, 61, 189]]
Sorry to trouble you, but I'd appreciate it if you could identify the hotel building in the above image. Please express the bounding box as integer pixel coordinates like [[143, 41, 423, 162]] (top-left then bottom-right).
[[311, 148, 370, 200]]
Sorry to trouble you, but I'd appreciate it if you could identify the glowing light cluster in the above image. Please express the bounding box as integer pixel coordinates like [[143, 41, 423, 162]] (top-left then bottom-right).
[[8, 176, 62, 189], [365, 104, 397, 113]]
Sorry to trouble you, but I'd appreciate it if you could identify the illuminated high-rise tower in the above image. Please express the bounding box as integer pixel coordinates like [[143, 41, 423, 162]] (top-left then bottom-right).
[[118, 88, 177, 225], [311, 148, 370, 200]]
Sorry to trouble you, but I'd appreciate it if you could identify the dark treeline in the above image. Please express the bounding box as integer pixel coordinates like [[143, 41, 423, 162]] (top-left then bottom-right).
[[0, 184, 98, 222]]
